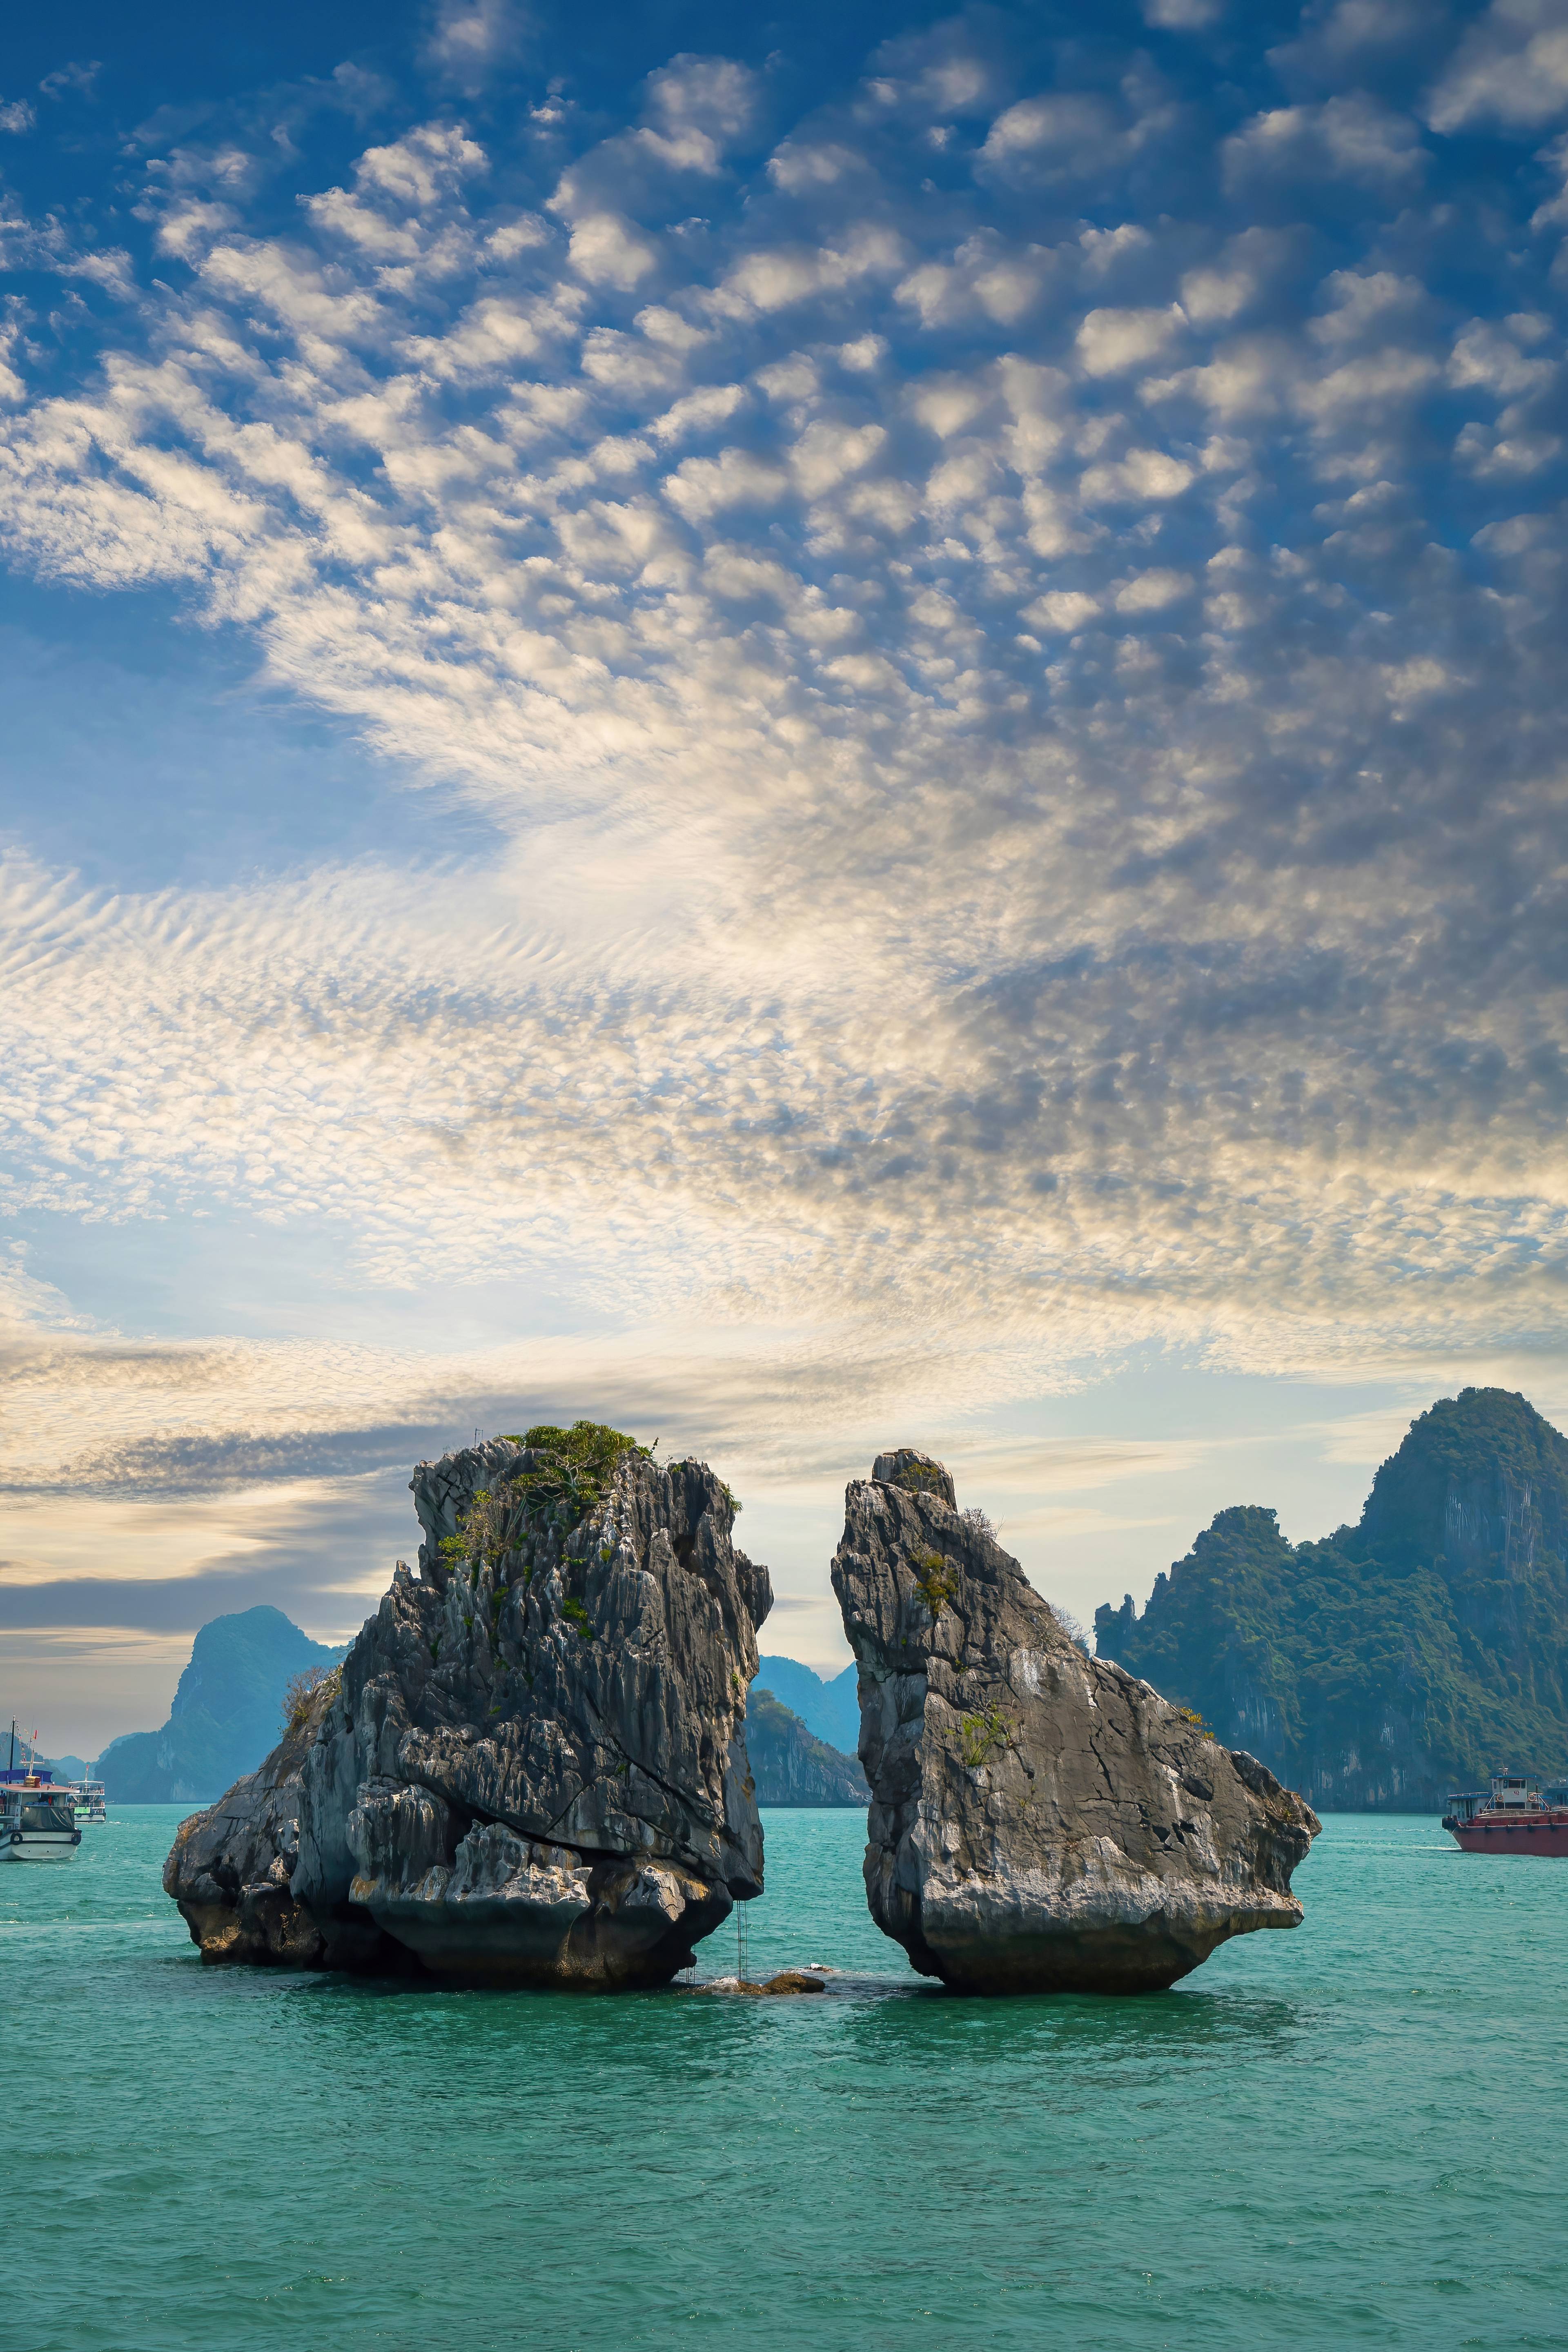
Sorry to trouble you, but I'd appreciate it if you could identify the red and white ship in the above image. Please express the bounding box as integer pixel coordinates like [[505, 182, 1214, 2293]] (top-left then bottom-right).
[[1443, 1775, 1568, 1855]]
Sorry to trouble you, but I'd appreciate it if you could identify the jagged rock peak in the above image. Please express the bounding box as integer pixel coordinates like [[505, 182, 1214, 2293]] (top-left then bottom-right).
[[871, 1448, 957, 1509], [1360, 1386, 1568, 1570], [168, 1422, 773, 1989], [833, 1450, 1319, 1996]]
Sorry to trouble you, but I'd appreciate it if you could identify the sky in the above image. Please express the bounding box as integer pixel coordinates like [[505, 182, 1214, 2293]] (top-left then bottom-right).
[[4, 0, 1568, 1758]]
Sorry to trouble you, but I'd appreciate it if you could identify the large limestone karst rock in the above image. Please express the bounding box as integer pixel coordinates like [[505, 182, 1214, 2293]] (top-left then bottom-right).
[[168, 1423, 772, 1989], [832, 1448, 1320, 1994]]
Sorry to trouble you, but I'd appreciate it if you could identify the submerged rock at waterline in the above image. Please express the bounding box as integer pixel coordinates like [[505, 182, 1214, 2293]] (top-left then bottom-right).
[[832, 1448, 1320, 1995], [167, 1425, 772, 1988]]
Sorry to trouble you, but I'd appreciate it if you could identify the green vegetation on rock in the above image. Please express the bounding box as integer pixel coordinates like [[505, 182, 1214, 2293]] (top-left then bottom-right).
[[1095, 1389, 1568, 1810], [498, 1420, 646, 1518]]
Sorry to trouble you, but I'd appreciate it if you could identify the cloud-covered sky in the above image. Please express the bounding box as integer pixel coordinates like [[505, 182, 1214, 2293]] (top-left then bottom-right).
[[4, 0, 1568, 1753]]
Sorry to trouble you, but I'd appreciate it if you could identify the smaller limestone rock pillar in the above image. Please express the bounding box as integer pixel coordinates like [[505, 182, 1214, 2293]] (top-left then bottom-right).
[[832, 1448, 1320, 1994]]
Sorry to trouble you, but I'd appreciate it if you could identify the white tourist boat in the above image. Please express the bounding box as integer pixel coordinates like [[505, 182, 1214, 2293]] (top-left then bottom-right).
[[1, 1774, 84, 1861], [2, 1723, 84, 1860], [72, 1779, 107, 1825]]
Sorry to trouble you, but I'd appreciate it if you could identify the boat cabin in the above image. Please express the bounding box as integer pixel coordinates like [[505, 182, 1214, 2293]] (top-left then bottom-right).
[[0, 1781, 78, 1834], [1488, 1775, 1541, 1810]]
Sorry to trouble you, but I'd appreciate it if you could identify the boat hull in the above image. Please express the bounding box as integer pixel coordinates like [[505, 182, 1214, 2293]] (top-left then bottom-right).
[[1446, 1815, 1568, 1855], [1, 1830, 82, 1862]]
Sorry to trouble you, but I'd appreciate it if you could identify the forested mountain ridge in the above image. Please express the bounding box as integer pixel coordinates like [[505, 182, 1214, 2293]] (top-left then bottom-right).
[[100, 1607, 346, 1802], [746, 1690, 868, 1806], [1094, 1390, 1568, 1811]]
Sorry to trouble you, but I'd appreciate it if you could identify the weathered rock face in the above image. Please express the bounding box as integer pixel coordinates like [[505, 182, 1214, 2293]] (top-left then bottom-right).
[[276, 1428, 773, 1987], [832, 1449, 1320, 1995], [163, 1677, 347, 1967]]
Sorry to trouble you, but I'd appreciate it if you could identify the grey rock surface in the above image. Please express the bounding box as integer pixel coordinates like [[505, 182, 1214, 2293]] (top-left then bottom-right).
[[163, 1677, 347, 1967], [832, 1450, 1320, 1994], [169, 1427, 772, 1988]]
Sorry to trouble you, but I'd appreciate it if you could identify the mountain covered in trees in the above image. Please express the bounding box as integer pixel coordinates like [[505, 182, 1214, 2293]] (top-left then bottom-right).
[[756, 1655, 860, 1752], [100, 1608, 345, 1802], [1095, 1390, 1568, 1810], [747, 1688, 867, 1805]]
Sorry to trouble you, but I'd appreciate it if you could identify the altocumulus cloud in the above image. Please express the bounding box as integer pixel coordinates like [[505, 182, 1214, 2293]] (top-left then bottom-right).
[[3, 0, 1568, 1618]]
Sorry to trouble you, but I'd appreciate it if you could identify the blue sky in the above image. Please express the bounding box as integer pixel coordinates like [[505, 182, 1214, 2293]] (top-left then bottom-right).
[[4, 0, 1568, 1755]]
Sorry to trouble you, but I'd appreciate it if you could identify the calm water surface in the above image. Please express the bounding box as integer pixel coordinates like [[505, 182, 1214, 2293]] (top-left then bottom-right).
[[7, 1809, 1564, 2351]]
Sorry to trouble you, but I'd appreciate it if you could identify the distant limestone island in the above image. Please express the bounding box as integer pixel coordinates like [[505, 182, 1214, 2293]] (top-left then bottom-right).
[[99, 1608, 347, 1804], [1095, 1388, 1568, 1811]]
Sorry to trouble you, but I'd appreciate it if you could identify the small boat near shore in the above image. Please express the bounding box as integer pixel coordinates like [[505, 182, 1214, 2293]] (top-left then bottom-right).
[[1443, 1775, 1568, 1855]]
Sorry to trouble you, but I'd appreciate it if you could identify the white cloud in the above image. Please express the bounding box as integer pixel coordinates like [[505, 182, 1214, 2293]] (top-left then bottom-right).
[[979, 93, 1121, 185], [1114, 567, 1195, 611], [662, 445, 790, 519], [39, 60, 101, 100], [1427, 0, 1568, 131], [352, 121, 488, 208], [566, 212, 659, 289], [1309, 269, 1427, 346], [1223, 94, 1426, 190], [909, 375, 988, 437], [1448, 320, 1555, 396], [426, 0, 527, 88], [711, 226, 905, 318], [1024, 589, 1101, 630], [1179, 267, 1252, 326], [1076, 304, 1186, 376], [1080, 447, 1195, 503], [788, 419, 886, 499], [767, 141, 866, 192], [644, 55, 757, 155], [649, 383, 747, 443]]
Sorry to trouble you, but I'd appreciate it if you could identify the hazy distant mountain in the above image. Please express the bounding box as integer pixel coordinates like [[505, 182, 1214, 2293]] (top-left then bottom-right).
[[747, 1690, 867, 1806], [1096, 1389, 1568, 1811], [755, 1655, 859, 1753], [3, 1746, 90, 1783], [99, 1607, 345, 1804]]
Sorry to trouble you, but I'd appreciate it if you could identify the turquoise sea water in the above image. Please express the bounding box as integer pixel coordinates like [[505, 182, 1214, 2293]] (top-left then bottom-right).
[[7, 1809, 1566, 2352]]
